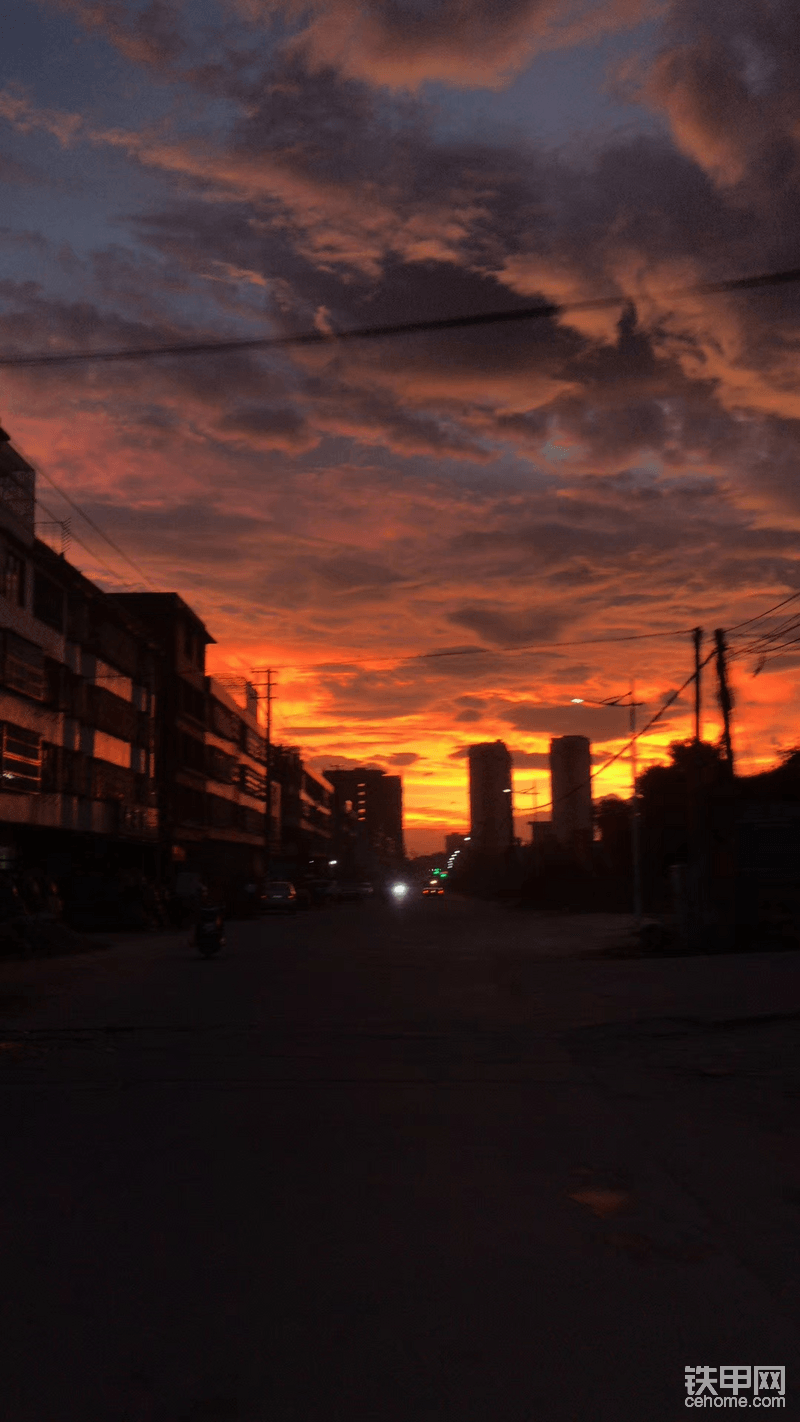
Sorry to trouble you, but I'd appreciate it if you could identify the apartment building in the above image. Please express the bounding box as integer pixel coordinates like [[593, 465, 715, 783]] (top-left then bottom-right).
[[115, 594, 269, 882], [324, 767, 404, 870], [270, 745, 334, 861], [0, 425, 159, 875], [467, 741, 513, 855]]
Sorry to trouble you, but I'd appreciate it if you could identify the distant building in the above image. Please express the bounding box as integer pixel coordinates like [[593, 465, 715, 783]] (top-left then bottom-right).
[[445, 832, 467, 856], [549, 735, 592, 858], [323, 767, 404, 869], [467, 741, 513, 855], [205, 676, 268, 873]]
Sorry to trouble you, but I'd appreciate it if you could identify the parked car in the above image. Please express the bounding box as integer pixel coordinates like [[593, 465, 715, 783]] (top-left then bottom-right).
[[261, 881, 298, 912], [336, 881, 374, 903]]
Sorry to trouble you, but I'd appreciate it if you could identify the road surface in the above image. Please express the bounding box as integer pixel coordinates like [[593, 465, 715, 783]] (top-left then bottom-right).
[[1, 894, 799, 1420]]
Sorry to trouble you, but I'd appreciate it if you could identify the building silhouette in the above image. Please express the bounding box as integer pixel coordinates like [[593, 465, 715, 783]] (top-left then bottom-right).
[[0, 418, 381, 896], [269, 745, 333, 861], [550, 735, 592, 858], [0, 426, 160, 877], [115, 593, 268, 884], [468, 741, 513, 854], [323, 767, 404, 870]]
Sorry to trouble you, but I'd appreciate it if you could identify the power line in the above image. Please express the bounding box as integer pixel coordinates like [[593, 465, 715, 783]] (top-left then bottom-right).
[[226, 587, 800, 676], [10, 438, 157, 588], [531, 647, 718, 816], [36, 493, 137, 586], [414, 628, 698, 660], [265, 625, 700, 672], [35, 464, 156, 588], [727, 588, 800, 634], [0, 456, 143, 588], [1, 264, 799, 369]]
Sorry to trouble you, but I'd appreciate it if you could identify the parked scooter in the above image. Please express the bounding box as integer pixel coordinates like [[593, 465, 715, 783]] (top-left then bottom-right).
[[194, 905, 225, 957]]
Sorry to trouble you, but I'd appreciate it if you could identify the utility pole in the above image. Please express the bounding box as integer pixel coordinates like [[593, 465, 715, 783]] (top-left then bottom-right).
[[687, 628, 705, 951], [264, 668, 274, 881], [713, 628, 736, 948], [693, 627, 703, 742], [630, 682, 642, 922], [714, 629, 734, 777]]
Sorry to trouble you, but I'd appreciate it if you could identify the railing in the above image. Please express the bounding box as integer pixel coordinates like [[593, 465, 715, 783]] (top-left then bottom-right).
[[241, 764, 266, 797], [244, 726, 266, 762]]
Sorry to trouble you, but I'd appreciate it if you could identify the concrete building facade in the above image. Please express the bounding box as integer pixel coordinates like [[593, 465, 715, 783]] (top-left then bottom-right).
[[467, 741, 513, 855], [0, 427, 159, 876], [115, 594, 269, 883], [270, 745, 334, 862]]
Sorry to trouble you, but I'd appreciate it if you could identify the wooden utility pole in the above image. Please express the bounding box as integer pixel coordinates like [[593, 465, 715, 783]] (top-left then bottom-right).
[[714, 629, 734, 777], [713, 628, 736, 947], [630, 682, 642, 921], [687, 629, 705, 950], [264, 668, 274, 880], [693, 627, 703, 741]]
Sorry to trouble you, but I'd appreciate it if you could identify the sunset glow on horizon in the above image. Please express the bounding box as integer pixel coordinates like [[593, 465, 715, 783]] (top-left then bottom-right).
[[3, 0, 800, 854]]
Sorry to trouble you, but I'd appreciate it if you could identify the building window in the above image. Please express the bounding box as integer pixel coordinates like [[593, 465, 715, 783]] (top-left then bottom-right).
[[0, 722, 42, 791], [2, 632, 47, 701], [33, 571, 64, 632], [4, 551, 25, 607]]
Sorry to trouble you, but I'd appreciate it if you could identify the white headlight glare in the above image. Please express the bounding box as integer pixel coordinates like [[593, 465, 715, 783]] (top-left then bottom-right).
[[391, 883, 408, 898]]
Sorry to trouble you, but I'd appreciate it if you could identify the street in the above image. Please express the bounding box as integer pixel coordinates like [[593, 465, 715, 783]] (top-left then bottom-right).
[[1, 895, 799, 1421]]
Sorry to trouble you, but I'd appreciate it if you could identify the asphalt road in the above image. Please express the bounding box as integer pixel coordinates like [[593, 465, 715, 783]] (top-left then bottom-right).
[[1, 894, 799, 1421]]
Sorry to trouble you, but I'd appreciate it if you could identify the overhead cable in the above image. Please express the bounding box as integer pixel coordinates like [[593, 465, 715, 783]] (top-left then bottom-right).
[[10, 438, 157, 588], [0, 264, 799, 369], [532, 647, 718, 816]]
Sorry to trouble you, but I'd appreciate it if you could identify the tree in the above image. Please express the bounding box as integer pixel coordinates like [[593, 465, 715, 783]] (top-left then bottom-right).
[[594, 795, 632, 875]]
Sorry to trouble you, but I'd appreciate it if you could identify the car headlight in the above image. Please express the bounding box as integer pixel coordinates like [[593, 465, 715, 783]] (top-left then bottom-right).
[[390, 883, 408, 898]]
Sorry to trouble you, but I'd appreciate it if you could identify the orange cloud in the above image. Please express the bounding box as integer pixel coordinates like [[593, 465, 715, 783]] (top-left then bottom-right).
[[4, 0, 800, 849]]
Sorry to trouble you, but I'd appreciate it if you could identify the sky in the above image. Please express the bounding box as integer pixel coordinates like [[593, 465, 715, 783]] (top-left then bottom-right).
[[2, 0, 800, 853]]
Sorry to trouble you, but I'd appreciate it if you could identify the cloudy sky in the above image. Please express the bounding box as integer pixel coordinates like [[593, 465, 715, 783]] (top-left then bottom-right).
[[2, 0, 800, 850]]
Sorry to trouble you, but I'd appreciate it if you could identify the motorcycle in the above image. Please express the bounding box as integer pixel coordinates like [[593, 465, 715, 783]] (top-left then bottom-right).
[[194, 905, 225, 957]]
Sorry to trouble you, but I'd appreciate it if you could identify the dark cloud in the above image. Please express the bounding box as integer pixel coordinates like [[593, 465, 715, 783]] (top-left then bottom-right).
[[501, 701, 635, 741], [217, 403, 316, 450], [2, 0, 800, 806], [506, 748, 551, 767], [447, 605, 564, 647]]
